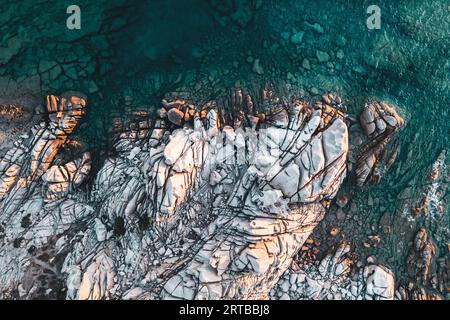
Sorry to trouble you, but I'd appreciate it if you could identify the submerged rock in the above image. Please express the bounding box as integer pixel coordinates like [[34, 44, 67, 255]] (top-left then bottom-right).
[[252, 58, 264, 75], [316, 50, 330, 63]]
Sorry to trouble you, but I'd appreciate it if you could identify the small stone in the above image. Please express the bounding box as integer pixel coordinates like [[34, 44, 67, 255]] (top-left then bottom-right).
[[316, 50, 330, 63], [353, 136, 363, 146], [302, 58, 311, 70], [365, 122, 376, 135], [384, 115, 398, 127], [310, 87, 319, 95], [252, 59, 264, 75], [39, 59, 58, 73], [269, 42, 279, 53], [87, 80, 99, 93], [191, 47, 204, 59], [336, 49, 344, 60], [369, 234, 381, 244], [336, 195, 348, 208], [281, 31, 290, 41], [311, 23, 324, 34], [167, 108, 184, 125], [352, 65, 366, 74], [382, 225, 392, 234], [336, 35, 347, 47], [34, 104, 45, 115], [376, 118, 387, 131], [330, 227, 339, 237], [336, 208, 346, 220], [290, 31, 304, 44], [322, 94, 332, 104]]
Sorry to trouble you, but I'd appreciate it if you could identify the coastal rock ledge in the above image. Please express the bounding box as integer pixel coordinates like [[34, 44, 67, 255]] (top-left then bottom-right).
[[0, 89, 402, 300]]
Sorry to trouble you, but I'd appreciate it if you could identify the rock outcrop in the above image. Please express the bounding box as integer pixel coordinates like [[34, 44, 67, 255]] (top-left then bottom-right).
[[161, 93, 348, 299], [270, 242, 395, 300], [407, 228, 436, 283], [0, 89, 416, 300], [0, 93, 90, 298], [350, 101, 404, 187]]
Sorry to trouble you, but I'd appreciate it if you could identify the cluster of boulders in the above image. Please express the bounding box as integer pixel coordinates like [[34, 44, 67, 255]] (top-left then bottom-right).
[[392, 150, 449, 300], [349, 101, 404, 187], [0, 104, 24, 118]]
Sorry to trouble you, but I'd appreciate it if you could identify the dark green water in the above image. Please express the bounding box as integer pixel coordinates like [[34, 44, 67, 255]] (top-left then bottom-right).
[[1, 0, 449, 283]]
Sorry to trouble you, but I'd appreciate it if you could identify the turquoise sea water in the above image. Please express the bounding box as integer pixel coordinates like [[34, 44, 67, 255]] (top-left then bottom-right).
[[1, 1, 448, 156], [0, 0, 449, 288]]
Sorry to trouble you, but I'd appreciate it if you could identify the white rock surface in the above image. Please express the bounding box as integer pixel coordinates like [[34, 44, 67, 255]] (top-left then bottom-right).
[[0, 89, 414, 301], [270, 242, 396, 300]]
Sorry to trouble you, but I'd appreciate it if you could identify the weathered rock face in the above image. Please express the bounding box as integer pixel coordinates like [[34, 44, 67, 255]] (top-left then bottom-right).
[[407, 228, 436, 283], [270, 242, 395, 300], [1, 89, 417, 300], [161, 97, 348, 299], [0, 93, 90, 298]]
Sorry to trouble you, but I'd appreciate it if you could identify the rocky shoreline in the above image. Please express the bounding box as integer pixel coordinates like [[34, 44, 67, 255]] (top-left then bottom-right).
[[0, 88, 448, 300]]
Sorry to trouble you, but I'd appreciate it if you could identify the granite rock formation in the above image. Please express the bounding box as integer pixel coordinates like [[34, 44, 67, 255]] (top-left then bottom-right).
[[270, 242, 395, 300], [0, 89, 413, 300], [352, 101, 404, 187]]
